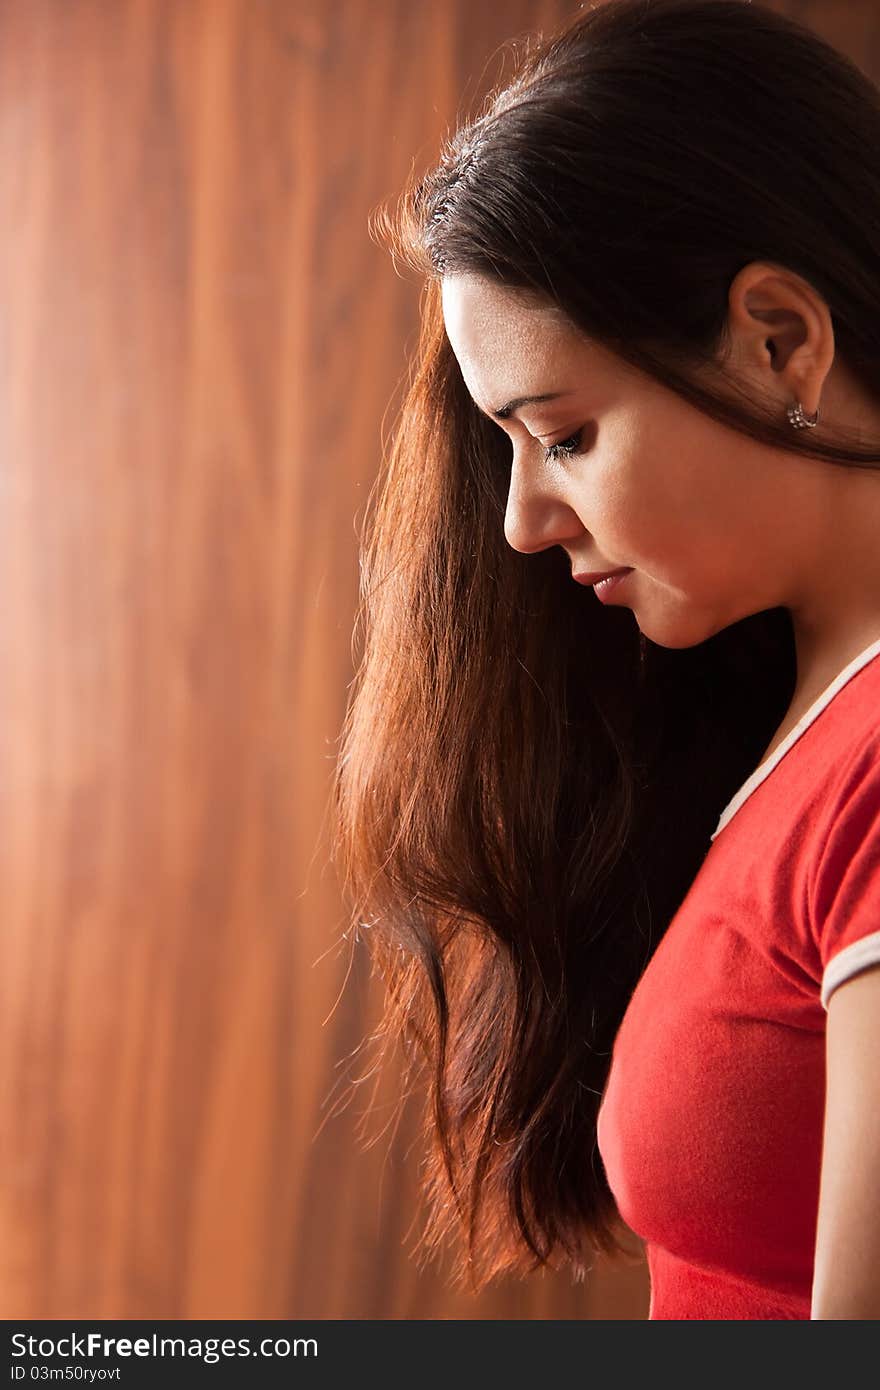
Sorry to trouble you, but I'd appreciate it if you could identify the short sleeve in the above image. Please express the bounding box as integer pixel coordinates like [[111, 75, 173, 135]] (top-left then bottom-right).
[[810, 741, 880, 1011]]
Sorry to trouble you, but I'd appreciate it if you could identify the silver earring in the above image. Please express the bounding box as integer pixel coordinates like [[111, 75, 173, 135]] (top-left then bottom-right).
[[786, 400, 819, 429]]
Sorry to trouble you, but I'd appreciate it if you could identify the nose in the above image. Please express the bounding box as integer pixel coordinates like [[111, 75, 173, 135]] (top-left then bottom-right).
[[503, 451, 585, 556]]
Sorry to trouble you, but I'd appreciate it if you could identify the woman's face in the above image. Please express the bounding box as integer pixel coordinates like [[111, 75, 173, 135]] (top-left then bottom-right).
[[441, 272, 833, 650]]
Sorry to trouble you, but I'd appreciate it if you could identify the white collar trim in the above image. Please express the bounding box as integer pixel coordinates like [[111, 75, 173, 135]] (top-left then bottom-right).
[[710, 634, 880, 842]]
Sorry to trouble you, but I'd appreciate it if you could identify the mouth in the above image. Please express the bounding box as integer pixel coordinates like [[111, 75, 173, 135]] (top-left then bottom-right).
[[572, 567, 634, 604], [572, 566, 633, 586]]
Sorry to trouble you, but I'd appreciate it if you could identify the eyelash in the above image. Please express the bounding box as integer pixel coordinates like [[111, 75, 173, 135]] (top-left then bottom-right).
[[543, 429, 583, 463]]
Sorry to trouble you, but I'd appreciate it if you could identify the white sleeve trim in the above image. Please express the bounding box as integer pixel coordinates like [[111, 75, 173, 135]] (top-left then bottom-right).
[[821, 929, 880, 1011]]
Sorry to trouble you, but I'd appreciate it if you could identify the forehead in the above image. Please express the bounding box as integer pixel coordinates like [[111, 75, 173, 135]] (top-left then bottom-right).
[[440, 273, 599, 410], [441, 273, 570, 358]]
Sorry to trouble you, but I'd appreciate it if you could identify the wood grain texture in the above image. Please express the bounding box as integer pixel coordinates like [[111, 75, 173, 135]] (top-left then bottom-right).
[[0, 0, 875, 1320]]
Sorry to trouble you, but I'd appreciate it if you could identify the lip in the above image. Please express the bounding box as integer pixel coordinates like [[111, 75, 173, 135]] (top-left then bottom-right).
[[572, 567, 634, 603], [572, 566, 633, 586]]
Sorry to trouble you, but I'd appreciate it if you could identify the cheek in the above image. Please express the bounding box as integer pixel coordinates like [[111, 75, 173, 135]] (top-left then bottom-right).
[[584, 406, 751, 570], [620, 420, 737, 528], [588, 450, 680, 550], [585, 412, 676, 533], [594, 448, 724, 581]]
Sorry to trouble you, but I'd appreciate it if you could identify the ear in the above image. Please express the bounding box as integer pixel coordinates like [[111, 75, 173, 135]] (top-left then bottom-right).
[[725, 261, 835, 419]]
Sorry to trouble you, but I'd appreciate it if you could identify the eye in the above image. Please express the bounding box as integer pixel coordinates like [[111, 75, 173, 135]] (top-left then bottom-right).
[[543, 429, 583, 463]]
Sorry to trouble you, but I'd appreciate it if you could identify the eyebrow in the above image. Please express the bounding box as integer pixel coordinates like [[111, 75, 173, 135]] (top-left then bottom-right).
[[490, 391, 574, 420]]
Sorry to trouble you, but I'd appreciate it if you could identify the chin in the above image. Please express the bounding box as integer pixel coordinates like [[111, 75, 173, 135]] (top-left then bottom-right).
[[633, 604, 723, 651]]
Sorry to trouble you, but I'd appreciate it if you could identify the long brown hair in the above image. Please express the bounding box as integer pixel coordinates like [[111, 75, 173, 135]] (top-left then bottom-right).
[[330, 0, 880, 1292]]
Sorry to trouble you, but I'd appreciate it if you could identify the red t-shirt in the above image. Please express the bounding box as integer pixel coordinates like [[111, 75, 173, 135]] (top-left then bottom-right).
[[596, 635, 880, 1319]]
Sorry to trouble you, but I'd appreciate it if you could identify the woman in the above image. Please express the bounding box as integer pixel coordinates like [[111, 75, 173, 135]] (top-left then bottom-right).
[[331, 0, 880, 1318]]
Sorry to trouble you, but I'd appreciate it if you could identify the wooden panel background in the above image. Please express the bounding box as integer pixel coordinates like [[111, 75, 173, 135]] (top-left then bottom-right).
[[0, 0, 876, 1320]]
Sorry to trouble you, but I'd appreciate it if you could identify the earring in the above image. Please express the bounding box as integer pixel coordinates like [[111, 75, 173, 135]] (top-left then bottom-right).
[[786, 400, 819, 429]]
